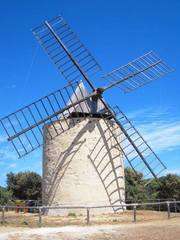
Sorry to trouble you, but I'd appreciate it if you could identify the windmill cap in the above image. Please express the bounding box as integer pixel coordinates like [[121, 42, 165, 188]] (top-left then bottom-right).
[[63, 81, 106, 117]]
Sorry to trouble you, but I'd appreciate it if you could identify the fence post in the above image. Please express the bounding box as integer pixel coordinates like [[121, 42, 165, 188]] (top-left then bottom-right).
[[158, 199, 161, 211], [133, 205, 137, 222], [167, 202, 170, 219], [38, 207, 42, 227], [173, 199, 177, 213], [86, 208, 90, 225], [1, 207, 5, 224]]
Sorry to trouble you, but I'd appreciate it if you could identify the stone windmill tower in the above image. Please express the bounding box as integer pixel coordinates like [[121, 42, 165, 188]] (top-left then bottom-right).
[[0, 15, 173, 215], [43, 82, 125, 214]]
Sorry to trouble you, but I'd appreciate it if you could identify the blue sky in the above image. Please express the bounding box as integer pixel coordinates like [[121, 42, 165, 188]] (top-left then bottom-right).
[[0, 0, 179, 186]]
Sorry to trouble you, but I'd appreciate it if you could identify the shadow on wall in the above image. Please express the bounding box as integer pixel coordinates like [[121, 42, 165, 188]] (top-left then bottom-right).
[[88, 119, 125, 211], [43, 118, 125, 212]]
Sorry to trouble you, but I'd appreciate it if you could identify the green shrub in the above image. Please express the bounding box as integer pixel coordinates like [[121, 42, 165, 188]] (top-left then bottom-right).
[[68, 212, 76, 217]]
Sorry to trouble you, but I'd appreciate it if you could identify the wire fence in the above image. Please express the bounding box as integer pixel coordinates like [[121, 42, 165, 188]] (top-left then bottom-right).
[[0, 200, 180, 227]]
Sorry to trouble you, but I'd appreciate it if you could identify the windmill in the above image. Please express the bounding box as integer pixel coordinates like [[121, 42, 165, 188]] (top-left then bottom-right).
[[0, 15, 173, 215]]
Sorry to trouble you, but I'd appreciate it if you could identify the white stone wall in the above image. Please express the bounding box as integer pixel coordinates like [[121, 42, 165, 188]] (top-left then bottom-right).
[[43, 117, 125, 215]]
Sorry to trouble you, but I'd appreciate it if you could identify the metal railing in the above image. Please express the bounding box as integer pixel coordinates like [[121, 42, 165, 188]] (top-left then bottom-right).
[[0, 200, 180, 227]]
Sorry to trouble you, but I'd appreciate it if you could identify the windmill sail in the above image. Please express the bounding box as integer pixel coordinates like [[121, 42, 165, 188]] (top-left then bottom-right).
[[102, 51, 173, 93], [0, 81, 100, 158], [109, 106, 166, 181], [32, 16, 101, 84]]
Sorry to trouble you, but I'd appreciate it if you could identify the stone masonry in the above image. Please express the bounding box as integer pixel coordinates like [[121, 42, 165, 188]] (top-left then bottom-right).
[[43, 117, 125, 215]]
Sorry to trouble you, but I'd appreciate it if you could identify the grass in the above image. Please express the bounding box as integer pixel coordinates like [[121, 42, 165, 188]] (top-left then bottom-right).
[[0, 210, 179, 228], [68, 212, 77, 217]]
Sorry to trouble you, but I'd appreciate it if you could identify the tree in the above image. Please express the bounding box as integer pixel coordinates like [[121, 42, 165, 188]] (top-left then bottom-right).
[[0, 186, 12, 205], [146, 174, 180, 201], [157, 174, 180, 200], [145, 178, 160, 200], [125, 167, 147, 202], [7, 171, 42, 200]]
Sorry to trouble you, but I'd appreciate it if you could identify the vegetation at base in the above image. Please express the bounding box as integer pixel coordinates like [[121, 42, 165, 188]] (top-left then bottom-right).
[[68, 212, 77, 217], [0, 171, 42, 204], [125, 168, 147, 202], [0, 169, 179, 206], [6, 171, 42, 200], [125, 167, 180, 202], [113, 219, 118, 222], [0, 186, 12, 205]]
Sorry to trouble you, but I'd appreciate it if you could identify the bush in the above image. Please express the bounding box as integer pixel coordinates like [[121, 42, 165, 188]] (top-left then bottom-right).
[[0, 187, 12, 205], [68, 212, 76, 217]]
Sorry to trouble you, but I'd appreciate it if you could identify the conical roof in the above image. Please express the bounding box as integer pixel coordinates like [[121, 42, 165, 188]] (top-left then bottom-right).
[[64, 81, 105, 117]]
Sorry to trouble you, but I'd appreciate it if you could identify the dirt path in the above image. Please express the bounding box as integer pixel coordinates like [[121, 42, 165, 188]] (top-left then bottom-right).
[[0, 218, 180, 240]]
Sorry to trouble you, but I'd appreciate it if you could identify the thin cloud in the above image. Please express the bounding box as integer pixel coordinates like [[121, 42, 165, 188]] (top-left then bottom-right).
[[0, 146, 17, 161], [165, 169, 180, 175], [0, 83, 16, 90], [9, 163, 17, 169], [0, 135, 6, 143], [138, 121, 180, 152], [127, 107, 180, 153], [127, 106, 171, 123]]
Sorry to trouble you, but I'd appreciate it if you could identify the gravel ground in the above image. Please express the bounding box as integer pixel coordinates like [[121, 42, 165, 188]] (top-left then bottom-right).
[[0, 218, 180, 240]]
